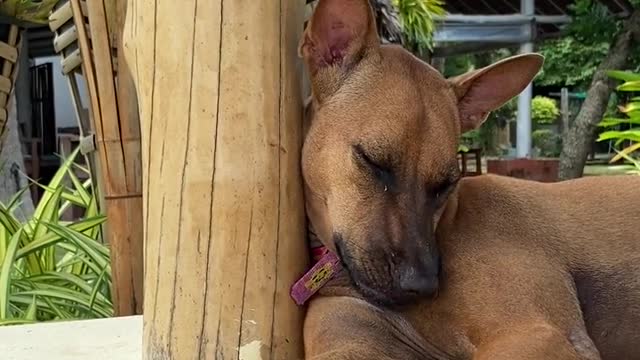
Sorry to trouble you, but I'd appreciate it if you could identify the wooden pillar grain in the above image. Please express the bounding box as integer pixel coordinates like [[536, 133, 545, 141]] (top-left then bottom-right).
[[123, 0, 308, 359]]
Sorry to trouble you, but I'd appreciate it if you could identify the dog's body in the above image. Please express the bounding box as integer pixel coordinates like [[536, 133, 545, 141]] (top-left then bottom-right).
[[305, 174, 640, 359], [299, 1, 640, 359]]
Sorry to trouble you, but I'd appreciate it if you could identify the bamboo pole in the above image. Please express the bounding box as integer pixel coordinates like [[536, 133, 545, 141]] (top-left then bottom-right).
[[70, 0, 143, 316], [123, 0, 308, 358], [0, 26, 19, 141]]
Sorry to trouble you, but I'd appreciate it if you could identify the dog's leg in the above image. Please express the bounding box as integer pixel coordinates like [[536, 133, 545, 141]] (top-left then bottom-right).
[[473, 322, 601, 360], [304, 296, 451, 360]]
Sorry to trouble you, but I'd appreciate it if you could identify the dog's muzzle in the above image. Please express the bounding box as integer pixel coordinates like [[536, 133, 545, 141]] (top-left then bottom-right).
[[397, 254, 440, 297]]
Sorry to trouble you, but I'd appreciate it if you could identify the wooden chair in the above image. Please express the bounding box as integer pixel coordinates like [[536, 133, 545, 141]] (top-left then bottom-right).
[[458, 147, 483, 177]]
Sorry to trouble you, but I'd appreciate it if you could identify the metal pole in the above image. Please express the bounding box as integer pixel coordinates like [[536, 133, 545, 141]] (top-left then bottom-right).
[[516, 0, 534, 158]]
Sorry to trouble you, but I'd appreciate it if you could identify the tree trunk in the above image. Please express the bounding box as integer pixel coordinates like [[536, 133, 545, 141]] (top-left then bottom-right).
[[0, 92, 34, 221], [558, 10, 640, 180], [123, 0, 308, 359]]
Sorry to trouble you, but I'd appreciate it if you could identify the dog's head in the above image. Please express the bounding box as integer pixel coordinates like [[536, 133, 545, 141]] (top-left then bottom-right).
[[300, 0, 543, 306]]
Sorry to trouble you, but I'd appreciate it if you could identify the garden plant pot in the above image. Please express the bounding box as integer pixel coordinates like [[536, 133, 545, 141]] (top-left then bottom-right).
[[486, 158, 559, 183]]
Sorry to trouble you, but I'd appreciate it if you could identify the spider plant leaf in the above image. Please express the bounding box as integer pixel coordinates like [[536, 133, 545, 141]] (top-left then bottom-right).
[[0, 229, 23, 319]]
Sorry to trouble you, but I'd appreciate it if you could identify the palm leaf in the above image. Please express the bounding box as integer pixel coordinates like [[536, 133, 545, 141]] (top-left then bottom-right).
[[597, 130, 640, 143], [606, 70, 640, 82], [598, 117, 640, 128], [610, 143, 640, 163], [617, 81, 640, 92]]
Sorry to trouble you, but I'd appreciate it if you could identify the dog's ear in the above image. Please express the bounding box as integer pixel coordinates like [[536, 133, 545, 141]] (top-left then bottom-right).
[[299, 0, 379, 77], [449, 53, 544, 132]]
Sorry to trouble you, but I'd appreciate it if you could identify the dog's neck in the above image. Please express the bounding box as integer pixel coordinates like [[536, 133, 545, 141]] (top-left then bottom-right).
[[303, 96, 314, 138]]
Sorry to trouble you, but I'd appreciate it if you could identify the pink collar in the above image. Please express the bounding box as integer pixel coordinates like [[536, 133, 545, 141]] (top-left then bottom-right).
[[290, 244, 343, 305]]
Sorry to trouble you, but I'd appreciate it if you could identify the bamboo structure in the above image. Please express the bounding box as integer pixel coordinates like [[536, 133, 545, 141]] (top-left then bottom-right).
[[123, 0, 309, 358], [0, 25, 20, 144], [49, 0, 144, 316]]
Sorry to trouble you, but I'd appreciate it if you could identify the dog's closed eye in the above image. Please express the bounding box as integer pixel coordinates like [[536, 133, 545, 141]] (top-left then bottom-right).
[[429, 172, 460, 204], [353, 144, 394, 188]]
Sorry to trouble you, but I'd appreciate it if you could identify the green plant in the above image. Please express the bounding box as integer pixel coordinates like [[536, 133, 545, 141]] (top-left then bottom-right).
[[458, 98, 517, 155], [534, 0, 640, 89], [568, 0, 622, 43], [532, 96, 560, 126], [0, 148, 111, 325], [460, 129, 481, 152], [443, 54, 474, 78], [0, 0, 61, 25], [532, 129, 562, 157], [597, 70, 640, 174], [536, 38, 611, 88], [392, 0, 445, 56]]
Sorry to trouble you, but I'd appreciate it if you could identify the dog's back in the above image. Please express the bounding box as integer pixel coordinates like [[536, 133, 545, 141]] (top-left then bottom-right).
[[438, 174, 640, 359], [453, 174, 640, 263]]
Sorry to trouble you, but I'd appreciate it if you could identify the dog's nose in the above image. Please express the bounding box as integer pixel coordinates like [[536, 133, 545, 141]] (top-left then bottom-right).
[[398, 251, 440, 296], [398, 265, 439, 296]]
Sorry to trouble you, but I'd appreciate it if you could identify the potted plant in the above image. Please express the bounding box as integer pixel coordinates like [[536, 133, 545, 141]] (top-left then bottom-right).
[[596, 70, 640, 174], [486, 96, 562, 182]]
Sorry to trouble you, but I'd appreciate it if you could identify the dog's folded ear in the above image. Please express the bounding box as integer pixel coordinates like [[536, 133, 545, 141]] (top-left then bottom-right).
[[449, 53, 544, 133], [299, 0, 379, 77]]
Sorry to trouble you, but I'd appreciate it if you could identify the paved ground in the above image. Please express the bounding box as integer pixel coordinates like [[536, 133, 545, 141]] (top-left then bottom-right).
[[0, 316, 142, 360]]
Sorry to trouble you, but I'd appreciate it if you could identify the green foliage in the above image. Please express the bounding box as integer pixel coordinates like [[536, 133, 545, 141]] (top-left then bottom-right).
[[532, 129, 562, 157], [597, 70, 640, 174], [0, 148, 111, 325], [535, 0, 629, 89], [490, 98, 517, 127], [568, 0, 622, 43], [532, 96, 560, 126], [444, 54, 474, 78], [0, 0, 60, 25], [392, 0, 445, 56], [444, 48, 517, 78], [460, 99, 516, 155], [536, 38, 610, 88], [460, 129, 481, 150]]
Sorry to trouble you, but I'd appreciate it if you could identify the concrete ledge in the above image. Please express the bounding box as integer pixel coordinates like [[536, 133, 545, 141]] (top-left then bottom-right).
[[0, 316, 142, 360]]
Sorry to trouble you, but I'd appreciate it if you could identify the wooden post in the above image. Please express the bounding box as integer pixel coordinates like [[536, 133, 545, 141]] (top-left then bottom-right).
[[70, 0, 144, 315], [123, 0, 308, 359]]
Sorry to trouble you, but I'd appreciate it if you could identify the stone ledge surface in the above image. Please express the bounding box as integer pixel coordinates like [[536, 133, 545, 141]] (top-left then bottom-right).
[[0, 315, 142, 360]]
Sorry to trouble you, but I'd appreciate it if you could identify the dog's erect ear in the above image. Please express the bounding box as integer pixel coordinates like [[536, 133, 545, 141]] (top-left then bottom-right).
[[449, 53, 544, 133], [299, 0, 379, 76]]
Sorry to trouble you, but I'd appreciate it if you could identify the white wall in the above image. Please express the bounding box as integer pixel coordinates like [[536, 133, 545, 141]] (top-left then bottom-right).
[[33, 56, 89, 130]]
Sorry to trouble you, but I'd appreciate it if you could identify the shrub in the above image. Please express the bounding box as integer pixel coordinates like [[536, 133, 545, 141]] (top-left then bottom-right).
[[0, 148, 110, 325], [597, 70, 640, 175], [532, 129, 561, 157], [532, 96, 560, 126], [460, 129, 481, 151], [392, 0, 445, 55]]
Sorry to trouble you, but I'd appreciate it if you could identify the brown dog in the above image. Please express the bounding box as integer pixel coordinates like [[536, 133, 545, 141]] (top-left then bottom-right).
[[298, 1, 640, 359]]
